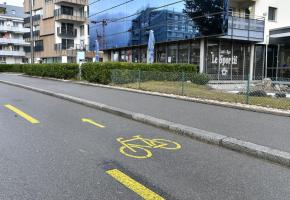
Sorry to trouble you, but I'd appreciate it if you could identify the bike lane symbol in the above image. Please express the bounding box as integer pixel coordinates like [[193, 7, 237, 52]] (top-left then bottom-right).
[[117, 135, 181, 159]]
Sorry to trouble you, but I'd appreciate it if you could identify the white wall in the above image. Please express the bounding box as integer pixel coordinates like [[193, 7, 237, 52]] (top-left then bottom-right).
[[254, 0, 290, 44], [5, 57, 23, 64]]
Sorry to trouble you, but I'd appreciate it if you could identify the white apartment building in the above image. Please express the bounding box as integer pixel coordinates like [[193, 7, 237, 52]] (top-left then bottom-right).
[[253, 0, 290, 79], [0, 3, 29, 64]]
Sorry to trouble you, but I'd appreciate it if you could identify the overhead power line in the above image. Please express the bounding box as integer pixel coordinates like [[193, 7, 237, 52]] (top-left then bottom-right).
[[90, 0, 184, 27], [89, 0, 102, 6], [89, 0, 135, 17]]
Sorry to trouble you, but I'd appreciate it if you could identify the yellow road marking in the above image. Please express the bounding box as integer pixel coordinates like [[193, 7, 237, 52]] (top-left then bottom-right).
[[4, 104, 39, 124], [81, 118, 105, 128], [106, 169, 165, 200]]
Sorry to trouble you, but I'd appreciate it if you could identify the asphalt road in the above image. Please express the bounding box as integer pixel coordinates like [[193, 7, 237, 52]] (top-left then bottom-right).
[[0, 74, 290, 153], [1, 83, 290, 200]]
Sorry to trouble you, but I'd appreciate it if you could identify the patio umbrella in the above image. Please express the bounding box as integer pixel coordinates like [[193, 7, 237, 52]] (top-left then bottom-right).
[[147, 30, 155, 64], [95, 39, 100, 62]]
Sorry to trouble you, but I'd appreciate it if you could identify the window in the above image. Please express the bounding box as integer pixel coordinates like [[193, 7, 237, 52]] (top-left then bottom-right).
[[61, 23, 73, 33], [268, 7, 277, 21], [62, 39, 74, 50], [61, 6, 73, 16], [80, 25, 84, 36], [11, 10, 15, 15]]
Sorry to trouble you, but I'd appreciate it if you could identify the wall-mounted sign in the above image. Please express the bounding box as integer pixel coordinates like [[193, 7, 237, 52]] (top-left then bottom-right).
[[210, 51, 238, 66]]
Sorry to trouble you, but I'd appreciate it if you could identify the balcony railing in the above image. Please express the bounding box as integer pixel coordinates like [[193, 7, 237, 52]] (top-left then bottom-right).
[[23, 30, 40, 39], [0, 50, 25, 56], [57, 27, 77, 37], [54, 9, 87, 22], [0, 38, 29, 46], [54, 43, 89, 51], [223, 12, 265, 42], [0, 25, 30, 33], [54, 0, 88, 6], [24, 15, 41, 28]]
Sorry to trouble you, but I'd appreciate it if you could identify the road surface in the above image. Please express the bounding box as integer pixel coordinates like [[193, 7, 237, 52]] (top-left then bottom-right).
[[0, 82, 290, 199]]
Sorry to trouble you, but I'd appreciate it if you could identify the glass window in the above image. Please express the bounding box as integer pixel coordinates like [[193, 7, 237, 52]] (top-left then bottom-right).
[[268, 7, 277, 21], [178, 43, 189, 63], [190, 41, 200, 65], [132, 48, 139, 63], [80, 25, 84, 36], [219, 42, 232, 80], [167, 44, 177, 63], [62, 39, 74, 49], [206, 40, 219, 78], [156, 44, 166, 63], [61, 6, 73, 16]]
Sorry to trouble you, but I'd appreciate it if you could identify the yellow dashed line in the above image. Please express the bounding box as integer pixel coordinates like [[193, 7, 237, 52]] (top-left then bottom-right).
[[5, 104, 39, 124], [106, 169, 165, 200]]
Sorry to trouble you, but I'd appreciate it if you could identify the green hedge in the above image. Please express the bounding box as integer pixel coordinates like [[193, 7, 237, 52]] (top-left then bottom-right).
[[82, 62, 197, 84], [0, 63, 79, 79], [0, 62, 199, 84], [0, 64, 24, 73]]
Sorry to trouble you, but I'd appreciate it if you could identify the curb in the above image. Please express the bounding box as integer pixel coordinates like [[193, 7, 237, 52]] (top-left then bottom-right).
[[19, 74, 290, 118], [1, 79, 290, 168]]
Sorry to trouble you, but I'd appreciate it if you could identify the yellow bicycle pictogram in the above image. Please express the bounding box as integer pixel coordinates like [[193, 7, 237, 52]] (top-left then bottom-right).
[[117, 135, 181, 159]]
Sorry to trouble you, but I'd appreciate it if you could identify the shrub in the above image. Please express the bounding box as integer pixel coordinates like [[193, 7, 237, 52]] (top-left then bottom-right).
[[0, 64, 24, 73], [0, 63, 79, 79], [82, 62, 197, 84], [191, 73, 210, 85]]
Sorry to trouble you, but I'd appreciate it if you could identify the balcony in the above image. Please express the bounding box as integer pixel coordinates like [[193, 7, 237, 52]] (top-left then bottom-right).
[[54, 9, 87, 23], [54, 0, 88, 6], [0, 50, 25, 56], [24, 15, 41, 28], [24, 45, 44, 52], [0, 25, 30, 33], [222, 13, 265, 42], [54, 43, 89, 56], [0, 38, 29, 46], [57, 27, 77, 38], [23, 30, 40, 39]]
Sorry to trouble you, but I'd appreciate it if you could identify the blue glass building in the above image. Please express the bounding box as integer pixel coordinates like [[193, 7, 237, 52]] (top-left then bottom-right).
[[89, 0, 266, 80]]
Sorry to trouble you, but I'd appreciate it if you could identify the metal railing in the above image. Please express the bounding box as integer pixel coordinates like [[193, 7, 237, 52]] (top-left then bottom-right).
[[57, 27, 77, 37], [23, 30, 40, 39], [223, 12, 265, 41], [110, 69, 290, 110], [0, 38, 29, 45], [54, 43, 89, 51], [54, 9, 87, 22], [54, 0, 88, 5], [0, 25, 29, 33], [24, 14, 41, 24], [0, 50, 25, 56]]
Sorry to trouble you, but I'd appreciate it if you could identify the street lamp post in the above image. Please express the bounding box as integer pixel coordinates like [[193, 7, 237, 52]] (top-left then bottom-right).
[[29, 0, 34, 64]]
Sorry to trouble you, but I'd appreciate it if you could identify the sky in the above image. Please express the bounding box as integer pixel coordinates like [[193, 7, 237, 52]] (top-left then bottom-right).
[[1, 0, 22, 6]]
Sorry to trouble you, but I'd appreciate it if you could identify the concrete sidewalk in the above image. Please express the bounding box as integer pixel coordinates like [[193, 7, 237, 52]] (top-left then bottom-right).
[[1, 73, 290, 153]]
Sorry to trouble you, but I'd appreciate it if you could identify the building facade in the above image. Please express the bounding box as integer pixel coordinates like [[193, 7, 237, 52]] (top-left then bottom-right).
[[0, 3, 29, 64], [23, 0, 91, 63], [254, 0, 290, 80], [89, 0, 267, 80]]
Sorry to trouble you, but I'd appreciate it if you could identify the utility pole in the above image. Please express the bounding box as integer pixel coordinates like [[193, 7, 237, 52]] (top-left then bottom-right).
[[91, 19, 107, 50], [29, 0, 34, 64]]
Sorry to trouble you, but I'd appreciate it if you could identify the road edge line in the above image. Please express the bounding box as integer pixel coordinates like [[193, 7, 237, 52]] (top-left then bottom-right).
[[1, 79, 290, 167]]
